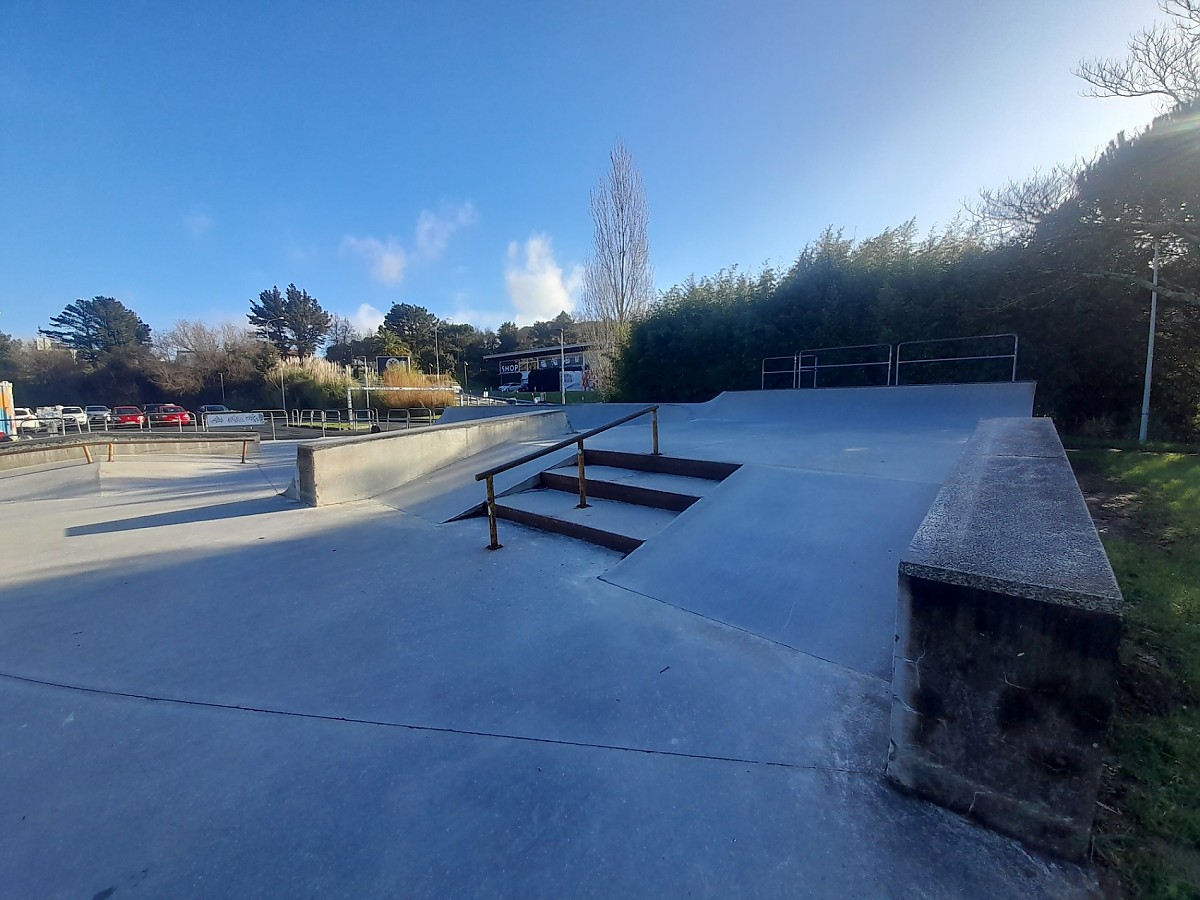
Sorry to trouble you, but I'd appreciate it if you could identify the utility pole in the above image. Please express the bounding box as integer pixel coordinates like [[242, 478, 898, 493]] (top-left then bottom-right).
[[267, 316, 287, 412], [1138, 240, 1160, 444]]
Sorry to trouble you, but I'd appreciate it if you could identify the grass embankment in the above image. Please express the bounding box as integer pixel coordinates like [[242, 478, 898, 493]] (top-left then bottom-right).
[[1069, 448, 1200, 897]]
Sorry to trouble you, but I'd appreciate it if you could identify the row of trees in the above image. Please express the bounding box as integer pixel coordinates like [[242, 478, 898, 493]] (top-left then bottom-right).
[[0, 290, 587, 410], [613, 3, 1200, 440]]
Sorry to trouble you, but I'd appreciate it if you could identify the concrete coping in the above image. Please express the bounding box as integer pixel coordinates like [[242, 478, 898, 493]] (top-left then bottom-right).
[[899, 418, 1122, 615], [300, 407, 564, 452], [295, 409, 571, 507], [0, 431, 261, 457]]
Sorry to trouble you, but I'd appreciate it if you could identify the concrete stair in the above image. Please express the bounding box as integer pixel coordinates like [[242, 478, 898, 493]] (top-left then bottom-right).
[[492, 450, 738, 553]]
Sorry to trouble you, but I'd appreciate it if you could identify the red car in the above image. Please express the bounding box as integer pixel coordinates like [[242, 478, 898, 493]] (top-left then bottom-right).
[[112, 405, 146, 428], [145, 403, 194, 427]]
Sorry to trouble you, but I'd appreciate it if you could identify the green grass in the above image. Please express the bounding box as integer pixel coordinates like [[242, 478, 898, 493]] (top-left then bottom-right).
[[1070, 449, 1200, 897]]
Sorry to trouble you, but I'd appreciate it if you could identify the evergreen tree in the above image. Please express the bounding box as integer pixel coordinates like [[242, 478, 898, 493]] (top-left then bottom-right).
[[247, 286, 289, 353], [39, 296, 151, 359], [284, 284, 332, 358]]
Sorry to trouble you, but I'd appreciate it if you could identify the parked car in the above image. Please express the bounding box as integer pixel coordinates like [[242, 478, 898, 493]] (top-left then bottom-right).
[[60, 406, 88, 427], [145, 403, 194, 427], [197, 404, 238, 426], [111, 405, 146, 428], [12, 408, 41, 433], [85, 405, 112, 425]]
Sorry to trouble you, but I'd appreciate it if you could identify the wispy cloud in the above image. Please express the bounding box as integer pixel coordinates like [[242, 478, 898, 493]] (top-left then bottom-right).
[[415, 202, 477, 260], [504, 234, 581, 325], [340, 236, 407, 285], [352, 303, 385, 333], [341, 202, 476, 285]]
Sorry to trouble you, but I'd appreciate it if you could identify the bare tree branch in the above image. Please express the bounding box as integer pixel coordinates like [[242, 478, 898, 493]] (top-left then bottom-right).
[[1074, 0, 1200, 106], [580, 141, 654, 394]]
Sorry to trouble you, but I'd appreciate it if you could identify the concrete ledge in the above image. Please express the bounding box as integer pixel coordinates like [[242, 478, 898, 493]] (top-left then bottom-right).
[[887, 418, 1123, 860], [296, 410, 570, 507], [0, 432, 261, 472]]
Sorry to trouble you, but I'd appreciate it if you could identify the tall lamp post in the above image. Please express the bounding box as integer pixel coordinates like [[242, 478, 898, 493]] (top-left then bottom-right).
[[1138, 241, 1161, 444], [267, 316, 288, 412], [560, 329, 567, 405], [434, 321, 441, 379]]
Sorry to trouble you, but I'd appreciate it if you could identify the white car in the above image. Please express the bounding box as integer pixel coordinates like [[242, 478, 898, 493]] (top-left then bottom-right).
[[11, 408, 41, 432], [60, 406, 88, 427]]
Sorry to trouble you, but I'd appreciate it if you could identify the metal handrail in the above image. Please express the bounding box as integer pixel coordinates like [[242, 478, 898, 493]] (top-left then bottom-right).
[[799, 343, 892, 388], [895, 333, 1018, 384], [761, 355, 799, 390], [474, 404, 660, 550]]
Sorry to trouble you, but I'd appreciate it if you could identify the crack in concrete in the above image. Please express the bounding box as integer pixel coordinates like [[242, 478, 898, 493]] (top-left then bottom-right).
[[0, 669, 878, 777]]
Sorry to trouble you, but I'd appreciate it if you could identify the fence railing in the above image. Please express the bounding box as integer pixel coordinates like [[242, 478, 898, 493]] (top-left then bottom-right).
[[894, 333, 1018, 385], [474, 405, 660, 550], [760, 333, 1018, 390]]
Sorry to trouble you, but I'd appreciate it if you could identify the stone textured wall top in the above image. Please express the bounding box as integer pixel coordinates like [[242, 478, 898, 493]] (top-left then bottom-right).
[[900, 418, 1122, 615]]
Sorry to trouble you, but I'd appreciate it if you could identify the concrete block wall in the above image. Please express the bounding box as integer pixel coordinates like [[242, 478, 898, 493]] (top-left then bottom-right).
[[887, 418, 1123, 860], [296, 410, 570, 506]]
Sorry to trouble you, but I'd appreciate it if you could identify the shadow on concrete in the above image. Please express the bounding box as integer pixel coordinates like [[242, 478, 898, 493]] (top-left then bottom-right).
[[65, 496, 298, 536]]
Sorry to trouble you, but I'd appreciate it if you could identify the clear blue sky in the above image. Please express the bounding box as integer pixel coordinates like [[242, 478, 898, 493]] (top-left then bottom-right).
[[0, 0, 1163, 340]]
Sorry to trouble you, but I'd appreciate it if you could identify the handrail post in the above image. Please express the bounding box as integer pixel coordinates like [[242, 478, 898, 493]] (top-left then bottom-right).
[[486, 476, 502, 549], [576, 440, 588, 508], [651, 408, 660, 455], [107, 442, 114, 462]]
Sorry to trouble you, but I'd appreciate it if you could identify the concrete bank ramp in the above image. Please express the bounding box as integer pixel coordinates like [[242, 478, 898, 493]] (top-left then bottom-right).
[[700, 382, 1035, 427], [602, 463, 940, 678]]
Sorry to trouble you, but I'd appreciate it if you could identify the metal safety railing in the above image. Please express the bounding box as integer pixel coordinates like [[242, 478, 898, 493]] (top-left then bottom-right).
[[474, 405, 660, 550], [761, 356, 802, 390], [384, 407, 437, 430], [894, 334, 1018, 385], [762, 345, 892, 389], [799, 344, 892, 388], [760, 333, 1018, 390]]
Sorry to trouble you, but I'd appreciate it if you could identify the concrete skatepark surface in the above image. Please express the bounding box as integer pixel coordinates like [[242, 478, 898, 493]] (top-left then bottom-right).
[[0, 385, 1098, 897]]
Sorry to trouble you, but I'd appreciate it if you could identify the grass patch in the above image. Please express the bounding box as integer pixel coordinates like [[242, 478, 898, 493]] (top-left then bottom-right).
[[1070, 449, 1200, 897]]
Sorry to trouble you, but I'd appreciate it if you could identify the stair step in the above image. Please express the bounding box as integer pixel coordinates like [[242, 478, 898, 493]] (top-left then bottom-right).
[[494, 504, 642, 554], [582, 449, 739, 481], [539, 470, 700, 512], [494, 490, 679, 553]]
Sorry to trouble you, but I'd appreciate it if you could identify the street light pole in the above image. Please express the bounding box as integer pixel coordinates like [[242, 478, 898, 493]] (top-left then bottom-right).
[[434, 321, 440, 379], [267, 316, 287, 412], [1138, 240, 1161, 444], [560, 329, 566, 405]]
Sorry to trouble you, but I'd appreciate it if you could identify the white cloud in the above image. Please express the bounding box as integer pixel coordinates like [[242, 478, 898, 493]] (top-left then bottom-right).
[[504, 235, 581, 325], [352, 303, 385, 334], [341, 201, 476, 285], [415, 202, 477, 260], [339, 236, 407, 285]]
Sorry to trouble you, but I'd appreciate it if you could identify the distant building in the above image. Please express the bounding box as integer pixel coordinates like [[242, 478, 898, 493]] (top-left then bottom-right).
[[484, 342, 593, 392]]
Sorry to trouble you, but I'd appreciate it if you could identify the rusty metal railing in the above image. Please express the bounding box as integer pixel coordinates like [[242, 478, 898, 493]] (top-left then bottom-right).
[[474, 405, 660, 550]]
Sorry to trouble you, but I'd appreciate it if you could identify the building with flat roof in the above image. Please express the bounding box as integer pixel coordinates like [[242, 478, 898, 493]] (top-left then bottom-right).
[[484, 342, 592, 392]]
